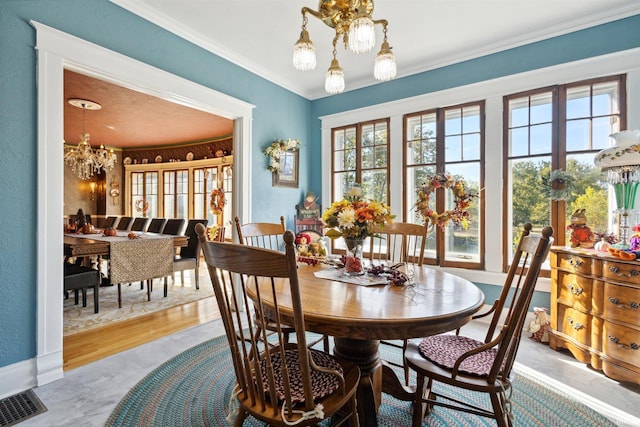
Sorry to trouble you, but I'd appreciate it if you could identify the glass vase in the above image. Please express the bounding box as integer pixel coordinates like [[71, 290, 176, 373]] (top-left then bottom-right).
[[344, 237, 365, 276]]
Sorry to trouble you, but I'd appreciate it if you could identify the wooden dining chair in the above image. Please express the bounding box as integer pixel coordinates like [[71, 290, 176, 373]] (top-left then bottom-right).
[[369, 221, 428, 266], [234, 215, 285, 250], [195, 224, 360, 427], [235, 216, 330, 351], [404, 224, 554, 427], [368, 221, 429, 385]]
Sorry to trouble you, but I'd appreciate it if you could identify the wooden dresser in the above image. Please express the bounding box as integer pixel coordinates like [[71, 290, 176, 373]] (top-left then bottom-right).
[[549, 247, 640, 385]]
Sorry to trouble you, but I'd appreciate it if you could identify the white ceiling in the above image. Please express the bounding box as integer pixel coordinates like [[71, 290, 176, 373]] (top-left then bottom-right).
[[111, 0, 640, 100]]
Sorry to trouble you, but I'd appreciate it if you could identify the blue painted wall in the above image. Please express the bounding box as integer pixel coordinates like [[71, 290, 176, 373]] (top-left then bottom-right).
[[0, 0, 310, 367], [0, 0, 638, 370]]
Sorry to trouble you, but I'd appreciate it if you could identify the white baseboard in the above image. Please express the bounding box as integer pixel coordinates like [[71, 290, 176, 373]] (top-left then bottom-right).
[[0, 358, 37, 400]]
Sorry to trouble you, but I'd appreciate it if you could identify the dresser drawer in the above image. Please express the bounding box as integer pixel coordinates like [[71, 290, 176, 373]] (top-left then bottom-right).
[[603, 260, 640, 286], [557, 305, 590, 346], [603, 283, 640, 325], [556, 271, 592, 311], [603, 321, 640, 369], [556, 252, 594, 276]]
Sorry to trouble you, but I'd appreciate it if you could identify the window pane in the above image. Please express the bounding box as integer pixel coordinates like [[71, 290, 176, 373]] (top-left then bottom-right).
[[462, 106, 480, 133], [530, 123, 552, 155], [566, 119, 590, 151], [463, 134, 480, 160], [566, 86, 591, 119], [444, 109, 461, 133], [145, 172, 158, 217], [507, 157, 551, 260], [443, 163, 481, 263], [592, 117, 616, 150], [164, 172, 175, 218], [530, 93, 552, 124], [509, 98, 529, 127], [510, 128, 529, 157], [362, 170, 387, 204], [445, 135, 462, 162], [593, 81, 620, 117]]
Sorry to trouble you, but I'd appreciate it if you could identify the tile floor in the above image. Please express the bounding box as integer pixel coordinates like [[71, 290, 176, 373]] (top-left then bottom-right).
[[20, 314, 640, 427]]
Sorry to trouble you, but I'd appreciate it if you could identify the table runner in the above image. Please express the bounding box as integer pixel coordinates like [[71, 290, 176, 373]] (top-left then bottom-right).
[[109, 236, 174, 285]]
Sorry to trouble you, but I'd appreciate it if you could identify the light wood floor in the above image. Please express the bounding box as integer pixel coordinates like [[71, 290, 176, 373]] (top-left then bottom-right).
[[63, 295, 220, 371]]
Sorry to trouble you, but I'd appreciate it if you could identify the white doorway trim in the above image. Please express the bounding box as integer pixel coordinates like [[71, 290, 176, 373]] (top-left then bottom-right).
[[32, 21, 254, 385]]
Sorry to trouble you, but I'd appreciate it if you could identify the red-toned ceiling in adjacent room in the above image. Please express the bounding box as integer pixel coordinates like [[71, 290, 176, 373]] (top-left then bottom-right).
[[64, 70, 233, 148]]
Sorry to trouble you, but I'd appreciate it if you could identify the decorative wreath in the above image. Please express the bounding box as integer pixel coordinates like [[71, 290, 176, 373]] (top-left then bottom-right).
[[209, 188, 226, 214], [263, 139, 300, 173], [414, 173, 477, 230], [135, 199, 149, 214], [545, 169, 575, 201]]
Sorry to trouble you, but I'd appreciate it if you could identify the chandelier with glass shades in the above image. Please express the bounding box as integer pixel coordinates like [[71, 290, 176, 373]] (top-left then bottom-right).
[[64, 98, 117, 180], [293, 0, 397, 95]]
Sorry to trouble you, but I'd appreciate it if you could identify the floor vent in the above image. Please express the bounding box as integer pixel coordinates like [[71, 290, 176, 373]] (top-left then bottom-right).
[[0, 390, 47, 426]]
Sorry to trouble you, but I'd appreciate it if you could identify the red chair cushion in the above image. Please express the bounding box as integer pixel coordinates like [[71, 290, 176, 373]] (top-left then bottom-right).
[[418, 335, 498, 377], [259, 349, 343, 403]]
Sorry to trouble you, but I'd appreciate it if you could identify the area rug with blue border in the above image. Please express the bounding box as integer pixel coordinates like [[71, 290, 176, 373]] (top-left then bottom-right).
[[106, 334, 617, 426]]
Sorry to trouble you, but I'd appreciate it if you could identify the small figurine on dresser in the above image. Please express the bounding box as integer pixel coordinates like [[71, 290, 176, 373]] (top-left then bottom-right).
[[567, 208, 595, 248], [629, 224, 640, 252]]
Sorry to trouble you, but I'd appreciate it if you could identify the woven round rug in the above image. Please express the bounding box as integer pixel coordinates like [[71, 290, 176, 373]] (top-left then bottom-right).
[[106, 334, 616, 426]]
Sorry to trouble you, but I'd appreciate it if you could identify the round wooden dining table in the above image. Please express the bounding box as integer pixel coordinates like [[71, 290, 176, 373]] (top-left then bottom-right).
[[250, 263, 485, 427]]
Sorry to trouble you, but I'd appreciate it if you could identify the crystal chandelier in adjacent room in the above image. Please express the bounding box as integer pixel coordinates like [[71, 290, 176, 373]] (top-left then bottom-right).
[[64, 98, 117, 180], [292, 0, 397, 95]]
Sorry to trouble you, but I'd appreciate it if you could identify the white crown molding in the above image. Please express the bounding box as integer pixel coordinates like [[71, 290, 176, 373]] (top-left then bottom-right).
[[109, 0, 313, 99], [110, 0, 640, 100]]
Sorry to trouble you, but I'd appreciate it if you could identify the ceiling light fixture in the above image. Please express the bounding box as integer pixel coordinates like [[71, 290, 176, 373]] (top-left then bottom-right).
[[293, 0, 396, 95], [64, 98, 117, 180]]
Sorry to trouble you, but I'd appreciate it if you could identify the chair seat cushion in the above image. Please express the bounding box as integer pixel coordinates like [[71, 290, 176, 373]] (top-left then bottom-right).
[[259, 349, 343, 403], [418, 334, 498, 377]]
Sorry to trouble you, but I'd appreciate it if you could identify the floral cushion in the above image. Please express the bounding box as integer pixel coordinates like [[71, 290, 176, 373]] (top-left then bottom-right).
[[418, 334, 499, 377], [259, 349, 343, 403]]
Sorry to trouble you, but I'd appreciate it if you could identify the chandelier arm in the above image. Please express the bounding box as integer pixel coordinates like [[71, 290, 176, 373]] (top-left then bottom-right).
[[301, 7, 324, 22], [371, 18, 388, 27]]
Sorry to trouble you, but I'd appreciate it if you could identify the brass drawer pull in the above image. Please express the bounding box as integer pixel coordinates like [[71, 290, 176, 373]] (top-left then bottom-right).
[[568, 257, 583, 268], [609, 336, 640, 350], [567, 317, 584, 330], [608, 297, 640, 310], [608, 266, 640, 278], [568, 284, 583, 295]]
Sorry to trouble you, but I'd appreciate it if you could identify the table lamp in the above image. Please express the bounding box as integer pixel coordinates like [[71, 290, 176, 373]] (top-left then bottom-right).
[[594, 129, 640, 248]]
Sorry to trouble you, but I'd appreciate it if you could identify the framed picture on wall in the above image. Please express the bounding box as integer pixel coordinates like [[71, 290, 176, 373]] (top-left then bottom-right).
[[273, 149, 299, 188]]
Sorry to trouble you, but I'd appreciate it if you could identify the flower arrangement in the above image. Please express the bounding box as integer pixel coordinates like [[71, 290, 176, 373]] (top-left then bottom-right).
[[207, 224, 220, 241], [264, 138, 300, 173], [414, 173, 477, 229], [322, 186, 394, 240]]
